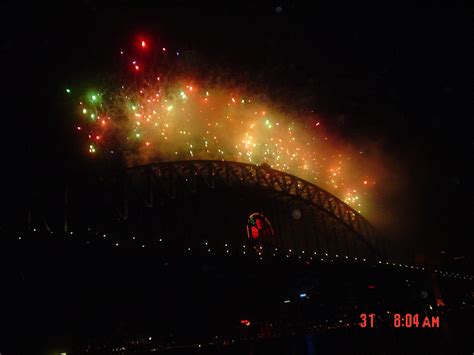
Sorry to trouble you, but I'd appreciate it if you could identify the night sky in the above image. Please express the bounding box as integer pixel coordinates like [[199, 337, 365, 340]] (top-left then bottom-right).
[[1, 2, 472, 263]]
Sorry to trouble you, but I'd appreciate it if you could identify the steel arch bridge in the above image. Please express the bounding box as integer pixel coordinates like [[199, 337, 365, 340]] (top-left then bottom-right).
[[102, 160, 384, 259]]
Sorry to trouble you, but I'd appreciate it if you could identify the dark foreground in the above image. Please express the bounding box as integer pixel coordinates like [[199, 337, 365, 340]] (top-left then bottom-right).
[[0, 233, 472, 354]]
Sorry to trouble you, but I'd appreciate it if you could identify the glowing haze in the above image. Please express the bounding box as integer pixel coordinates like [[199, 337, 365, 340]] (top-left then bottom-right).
[[69, 37, 378, 215]]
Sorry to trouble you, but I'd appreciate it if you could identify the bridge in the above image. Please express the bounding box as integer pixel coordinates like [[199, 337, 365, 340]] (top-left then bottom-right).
[[101, 160, 383, 259]]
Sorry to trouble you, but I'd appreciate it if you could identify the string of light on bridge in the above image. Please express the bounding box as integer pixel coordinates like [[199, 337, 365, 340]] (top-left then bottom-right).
[[17, 227, 474, 281]]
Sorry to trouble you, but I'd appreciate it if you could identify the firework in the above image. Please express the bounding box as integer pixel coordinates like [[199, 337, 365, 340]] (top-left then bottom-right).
[[69, 37, 376, 214]]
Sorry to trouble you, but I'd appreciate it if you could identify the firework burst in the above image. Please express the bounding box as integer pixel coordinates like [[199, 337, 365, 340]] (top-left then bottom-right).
[[68, 36, 376, 214]]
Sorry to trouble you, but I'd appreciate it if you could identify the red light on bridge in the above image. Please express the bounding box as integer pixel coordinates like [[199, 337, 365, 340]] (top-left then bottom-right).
[[240, 319, 251, 326]]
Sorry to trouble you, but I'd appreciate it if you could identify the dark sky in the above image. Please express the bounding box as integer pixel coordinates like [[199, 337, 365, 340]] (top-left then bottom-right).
[[0, 2, 472, 261]]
